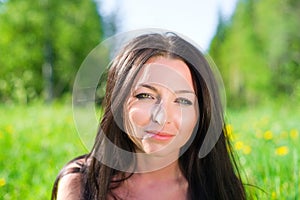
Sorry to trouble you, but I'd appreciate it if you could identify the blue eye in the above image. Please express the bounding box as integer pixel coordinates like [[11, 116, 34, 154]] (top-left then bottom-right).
[[175, 98, 193, 105], [135, 93, 154, 100]]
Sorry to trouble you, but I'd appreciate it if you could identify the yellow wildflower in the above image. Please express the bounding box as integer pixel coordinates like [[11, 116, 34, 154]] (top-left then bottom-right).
[[290, 129, 299, 140], [263, 130, 273, 140], [271, 191, 276, 199], [5, 125, 14, 134], [275, 146, 289, 156], [0, 178, 6, 187], [225, 124, 234, 140], [242, 145, 252, 155], [234, 141, 244, 150]]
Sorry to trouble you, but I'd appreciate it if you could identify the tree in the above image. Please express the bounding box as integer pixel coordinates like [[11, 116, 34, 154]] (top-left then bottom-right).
[[209, 0, 300, 107], [0, 0, 110, 103]]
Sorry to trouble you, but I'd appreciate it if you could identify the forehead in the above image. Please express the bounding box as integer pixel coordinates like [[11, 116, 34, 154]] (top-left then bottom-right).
[[133, 57, 195, 91]]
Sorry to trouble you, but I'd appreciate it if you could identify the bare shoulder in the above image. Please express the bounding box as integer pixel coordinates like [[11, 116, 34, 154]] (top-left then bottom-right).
[[56, 158, 86, 200], [57, 173, 82, 200]]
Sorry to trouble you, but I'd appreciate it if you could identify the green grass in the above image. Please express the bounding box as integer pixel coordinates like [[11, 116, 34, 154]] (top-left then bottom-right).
[[0, 102, 299, 199], [226, 104, 300, 199], [0, 103, 86, 199]]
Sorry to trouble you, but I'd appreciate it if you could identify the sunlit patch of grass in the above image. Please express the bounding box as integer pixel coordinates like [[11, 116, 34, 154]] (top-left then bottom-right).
[[227, 104, 300, 199], [0, 103, 86, 199]]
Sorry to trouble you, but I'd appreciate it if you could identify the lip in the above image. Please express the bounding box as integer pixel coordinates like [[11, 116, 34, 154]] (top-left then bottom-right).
[[144, 130, 175, 141]]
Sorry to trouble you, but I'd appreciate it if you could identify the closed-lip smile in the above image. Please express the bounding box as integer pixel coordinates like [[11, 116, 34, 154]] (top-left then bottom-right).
[[143, 130, 175, 141]]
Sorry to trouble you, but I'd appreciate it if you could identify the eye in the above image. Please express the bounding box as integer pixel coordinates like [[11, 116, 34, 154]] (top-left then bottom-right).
[[135, 93, 154, 100], [175, 97, 193, 105]]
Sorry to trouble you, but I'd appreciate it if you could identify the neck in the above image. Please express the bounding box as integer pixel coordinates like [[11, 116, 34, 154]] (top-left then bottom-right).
[[114, 154, 188, 200], [133, 150, 184, 181], [135, 149, 180, 172], [139, 160, 183, 182]]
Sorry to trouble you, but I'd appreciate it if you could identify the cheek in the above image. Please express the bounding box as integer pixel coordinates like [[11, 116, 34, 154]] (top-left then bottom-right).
[[180, 107, 199, 137], [128, 103, 152, 127]]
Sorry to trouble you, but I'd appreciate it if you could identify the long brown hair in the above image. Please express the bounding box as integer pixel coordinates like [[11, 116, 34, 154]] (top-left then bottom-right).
[[52, 32, 246, 200]]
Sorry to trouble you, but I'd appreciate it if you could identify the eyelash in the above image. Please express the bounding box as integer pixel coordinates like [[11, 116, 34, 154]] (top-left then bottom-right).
[[175, 98, 193, 105], [135, 93, 192, 105], [135, 93, 154, 100]]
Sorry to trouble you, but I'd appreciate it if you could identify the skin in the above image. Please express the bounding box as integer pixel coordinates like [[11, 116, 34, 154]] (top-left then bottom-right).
[[116, 56, 199, 199], [124, 56, 198, 156], [56, 162, 83, 200]]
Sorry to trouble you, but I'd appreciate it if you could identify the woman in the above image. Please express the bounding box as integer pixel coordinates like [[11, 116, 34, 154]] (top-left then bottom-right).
[[52, 31, 246, 199]]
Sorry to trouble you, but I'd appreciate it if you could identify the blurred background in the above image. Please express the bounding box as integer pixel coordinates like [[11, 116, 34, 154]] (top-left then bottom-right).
[[0, 0, 299, 199]]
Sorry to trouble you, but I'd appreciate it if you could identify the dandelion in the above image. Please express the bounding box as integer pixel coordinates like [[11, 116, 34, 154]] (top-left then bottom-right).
[[242, 145, 252, 155], [290, 129, 299, 140], [263, 130, 273, 140], [275, 146, 289, 156], [0, 178, 6, 187], [271, 191, 276, 199], [234, 141, 244, 150], [5, 125, 14, 135], [225, 124, 234, 140]]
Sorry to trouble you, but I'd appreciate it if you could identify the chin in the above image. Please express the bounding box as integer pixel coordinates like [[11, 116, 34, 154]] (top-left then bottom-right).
[[143, 146, 180, 158]]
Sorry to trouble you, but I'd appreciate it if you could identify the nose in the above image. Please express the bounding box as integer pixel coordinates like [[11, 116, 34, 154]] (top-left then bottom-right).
[[151, 101, 177, 125], [151, 102, 167, 125]]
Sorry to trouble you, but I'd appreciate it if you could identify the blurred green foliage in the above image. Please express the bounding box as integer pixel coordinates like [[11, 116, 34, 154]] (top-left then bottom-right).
[[0, 0, 108, 103], [209, 0, 300, 107]]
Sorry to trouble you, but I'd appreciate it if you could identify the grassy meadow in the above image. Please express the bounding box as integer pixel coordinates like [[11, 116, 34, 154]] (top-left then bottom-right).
[[0, 101, 299, 199], [226, 103, 300, 199]]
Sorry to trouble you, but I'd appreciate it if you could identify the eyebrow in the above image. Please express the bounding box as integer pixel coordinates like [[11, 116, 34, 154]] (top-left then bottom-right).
[[138, 84, 195, 94], [138, 84, 158, 92]]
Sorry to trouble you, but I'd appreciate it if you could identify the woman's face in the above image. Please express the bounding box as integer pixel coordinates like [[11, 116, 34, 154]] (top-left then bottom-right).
[[124, 56, 199, 156]]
